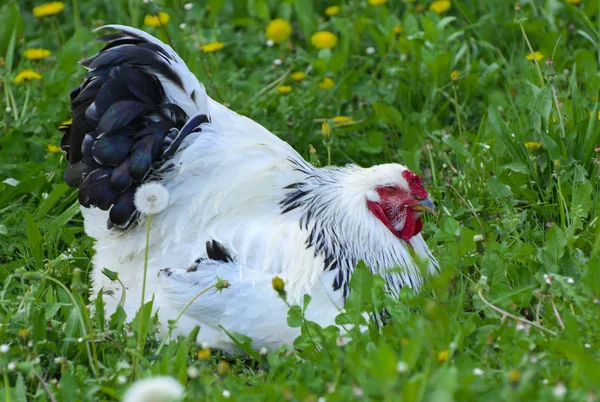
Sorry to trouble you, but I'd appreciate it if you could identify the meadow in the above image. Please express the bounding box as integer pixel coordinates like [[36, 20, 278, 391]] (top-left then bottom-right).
[[1, 0, 599, 400]]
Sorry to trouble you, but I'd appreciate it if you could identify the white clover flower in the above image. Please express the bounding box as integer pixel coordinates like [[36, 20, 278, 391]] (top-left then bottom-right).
[[117, 375, 128, 384], [222, 389, 231, 399], [54, 356, 66, 364], [366, 46, 376, 55], [442, 163, 448, 169], [473, 234, 484, 243], [179, 23, 186, 29], [77, 337, 84, 343], [259, 347, 268, 356], [6, 107, 11, 113], [318, 397, 326, 402], [543, 378, 549, 385], [473, 368, 484, 376], [42, 192, 49, 199], [184, 3, 193, 10], [123, 376, 184, 402], [543, 274, 553, 285], [273, 59, 282, 66], [396, 361, 407, 373], [553, 382, 566, 398], [567, 277, 574, 284], [187, 366, 199, 379], [134, 182, 170, 215], [266, 39, 274, 47], [584, 343, 591, 349], [0, 344, 9, 353], [352, 385, 364, 397], [8, 362, 16, 371], [515, 322, 526, 332], [32, 357, 41, 365]]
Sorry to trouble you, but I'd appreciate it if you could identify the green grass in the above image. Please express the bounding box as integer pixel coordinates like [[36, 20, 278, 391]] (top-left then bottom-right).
[[1, 0, 600, 400]]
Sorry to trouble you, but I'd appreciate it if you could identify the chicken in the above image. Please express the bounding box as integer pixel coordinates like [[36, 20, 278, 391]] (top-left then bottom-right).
[[60, 25, 439, 351]]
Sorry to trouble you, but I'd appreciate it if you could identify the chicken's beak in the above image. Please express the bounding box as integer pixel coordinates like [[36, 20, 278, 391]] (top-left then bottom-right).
[[412, 198, 437, 215]]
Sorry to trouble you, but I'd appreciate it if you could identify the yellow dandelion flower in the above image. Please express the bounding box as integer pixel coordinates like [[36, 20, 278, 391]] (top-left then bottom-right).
[[322, 121, 331, 139], [325, 5, 340, 16], [13, 69, 42, 83], [589, 111, 600, 121], [524, 141, 542, 152], [265, 18, 292, 44], [33, 2, 65, 18], [437, 349, 449, 363], [46, 144, 62, 153], [552, 116, 558, 124], [277, 85, 292, 95], [311, 31, 338, 49], [144, 12, 170, 27], [369, 0, 388, 5], [317, 77, 335, 89], [450, 70, 459, 81], [526, 51, 544, 61], [508, 369, 521, 384], [202, 41, 224, 53], [197, 349, 211, 360], [566, 0, 580, 4], [217, 360, 230, 376], [429, 0, 451, 14], [394, 25, 403, 35], [331, 116, 353, 125], [18, 328, 29, 338], [290, 71, 306, 81], [24, 48, 52, 60]]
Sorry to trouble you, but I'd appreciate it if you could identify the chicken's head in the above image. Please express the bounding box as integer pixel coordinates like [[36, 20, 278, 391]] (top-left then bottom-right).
[[363, 164, 436, 241]]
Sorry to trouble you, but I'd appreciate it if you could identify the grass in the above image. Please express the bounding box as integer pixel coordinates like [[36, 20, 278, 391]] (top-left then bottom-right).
[[1, 0, 599, 400]]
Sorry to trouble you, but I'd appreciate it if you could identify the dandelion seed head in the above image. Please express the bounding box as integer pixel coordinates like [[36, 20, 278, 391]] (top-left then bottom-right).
[[0, 344, 9, 353], [366, 47, 376, 55], [266, 39, 274, 47], [567, 277, 574, 284], [134, 182, 170, 215], [187, 366, 199, 379], [473, 368, 484, 376], [473, 234, 484, 243], [553, 382, 567, 398], [117, 375, 128, 384], [8, 362, 16, 371], [179, 23, 186, 29], [396, 361, 407, 373], [123, 376, 183, 402], [584, 343, 591, 349], [222, 389, 231, 398], [273, 59, 282, 66], [184, 3, 193, 10]]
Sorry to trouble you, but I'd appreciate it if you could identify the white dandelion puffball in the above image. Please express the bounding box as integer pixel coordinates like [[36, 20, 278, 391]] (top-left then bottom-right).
[[0, 344, 9, 353], [266, 39, 274, 47], [184, 3, 193, 10], [134, 182, 170, 215], [123, 376, 184, 402], [366, 46, 376, 55]]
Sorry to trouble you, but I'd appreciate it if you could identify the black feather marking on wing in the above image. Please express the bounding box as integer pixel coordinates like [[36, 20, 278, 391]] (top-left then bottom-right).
[[60, 28, 209, 229], [206, 240, 234, 263]]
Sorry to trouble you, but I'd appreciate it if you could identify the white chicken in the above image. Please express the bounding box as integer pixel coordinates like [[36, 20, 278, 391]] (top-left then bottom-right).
[[60, 26, 439, 351]]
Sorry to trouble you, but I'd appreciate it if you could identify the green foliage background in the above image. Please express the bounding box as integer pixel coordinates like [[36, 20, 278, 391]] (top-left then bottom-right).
[[0, 0, 599, 401]]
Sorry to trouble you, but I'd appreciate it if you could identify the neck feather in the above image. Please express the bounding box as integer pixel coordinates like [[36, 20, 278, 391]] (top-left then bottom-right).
[[280, 163, 438, 299]]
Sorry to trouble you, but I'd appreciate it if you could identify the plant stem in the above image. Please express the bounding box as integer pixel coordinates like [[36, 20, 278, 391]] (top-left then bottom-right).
[[477, 288, 557, 336], [519, 22, 544, 87], [43, 276, 99, 377], [20, 85, 31, 121], [154, 283, 217, 356], [134, 213, 153, 376], [4, 371, 10, 402]]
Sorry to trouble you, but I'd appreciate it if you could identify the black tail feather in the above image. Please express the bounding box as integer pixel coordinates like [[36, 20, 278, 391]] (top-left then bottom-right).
[[60, 27, 208, 229]]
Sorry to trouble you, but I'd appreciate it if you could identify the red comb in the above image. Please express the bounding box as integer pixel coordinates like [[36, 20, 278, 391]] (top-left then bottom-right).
[[402, 170, 428, 199]]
